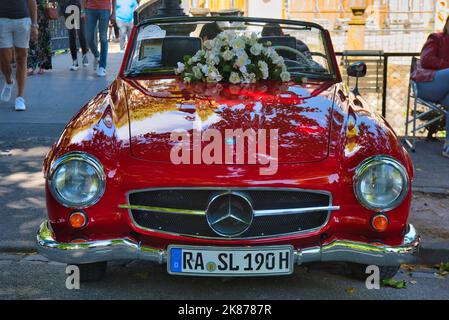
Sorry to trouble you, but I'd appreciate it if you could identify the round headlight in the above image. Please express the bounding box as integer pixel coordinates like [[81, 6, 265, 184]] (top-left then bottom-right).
[[353, 156, 409, 211], [49, 152, 106, 208]]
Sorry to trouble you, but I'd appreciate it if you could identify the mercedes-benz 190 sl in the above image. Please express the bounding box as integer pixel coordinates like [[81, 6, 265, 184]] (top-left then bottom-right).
[[37, 16, 420, 282]]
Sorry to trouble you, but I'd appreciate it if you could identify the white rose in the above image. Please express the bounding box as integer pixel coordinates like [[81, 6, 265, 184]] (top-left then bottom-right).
[[280, 71, 291, 82], [199, 64, 208, 75], [249, 32, 258, 46], [271, 53, 284, 67], [175, 62, 185, 74], [263, 47, 276, 59], [239, 65, 247, 74], [250, 43, 263, 56], [222, 49, 235, 61], [229, 72, 241, 84], [207, 67, 223, 83], [258, 61, 269, 79], [192, 50, 205, 63], [204, 40, 213, 50], [234, 52, 249, 68], [242, 72, 257, 84], [183, 76, 192, 84], [205, 51, 220, 65], [192, 66, 203, 79], [231, 37, 246, 50]]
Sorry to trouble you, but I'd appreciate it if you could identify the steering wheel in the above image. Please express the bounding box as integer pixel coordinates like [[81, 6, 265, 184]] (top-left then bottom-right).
[[271, 45, 314, 68]]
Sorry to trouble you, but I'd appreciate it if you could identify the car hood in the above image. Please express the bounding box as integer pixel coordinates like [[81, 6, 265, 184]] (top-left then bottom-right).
[[124, 77, 336, 164]]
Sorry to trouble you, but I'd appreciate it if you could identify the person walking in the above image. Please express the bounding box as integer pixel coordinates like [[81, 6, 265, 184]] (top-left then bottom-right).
[[27, 0, 53, 75], [412, 15, 449, 158], [116, 0, 137, 51], [81, 0, 116, 77], [58, 0, 89, 71], [0, 0, 38, 111]]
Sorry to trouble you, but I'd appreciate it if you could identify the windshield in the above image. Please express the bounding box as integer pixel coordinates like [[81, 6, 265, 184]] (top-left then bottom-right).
[[125, 17, 335, 81]]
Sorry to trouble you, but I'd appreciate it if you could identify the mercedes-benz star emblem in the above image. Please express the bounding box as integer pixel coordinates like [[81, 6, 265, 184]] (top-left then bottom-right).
[[206, 192, 254, 237]]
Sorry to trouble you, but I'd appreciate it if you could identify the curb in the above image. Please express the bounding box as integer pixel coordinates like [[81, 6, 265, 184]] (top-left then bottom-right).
[[416, 239, 449, 265], [413, 186, 449, 195]]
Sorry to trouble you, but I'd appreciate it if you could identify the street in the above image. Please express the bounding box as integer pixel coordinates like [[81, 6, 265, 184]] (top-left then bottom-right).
[[1, 253, 448, 299]]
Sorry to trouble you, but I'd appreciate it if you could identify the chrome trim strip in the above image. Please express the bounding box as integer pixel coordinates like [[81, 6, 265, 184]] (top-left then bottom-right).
[[254, 206, 341, 217], [123, 187, 335, 240], [118, 204, 341, 217], [118, 204, 205, 216], [37, 220, 421, 267]]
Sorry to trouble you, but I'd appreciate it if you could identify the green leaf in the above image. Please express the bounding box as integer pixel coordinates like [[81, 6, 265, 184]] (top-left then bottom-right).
[[183, 55, 192, 63], [247, 64, 256, 73], [381, 279, 407, 289]]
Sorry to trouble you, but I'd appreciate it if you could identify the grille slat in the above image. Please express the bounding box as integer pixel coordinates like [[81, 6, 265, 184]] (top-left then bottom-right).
[[128, 189, 330, 239]]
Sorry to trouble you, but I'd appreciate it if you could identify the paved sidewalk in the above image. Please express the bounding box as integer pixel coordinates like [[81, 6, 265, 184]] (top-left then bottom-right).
[[0, 45, 447, 265], [409, 139, 449, 194], [0, 43, 124, 251], [0, 43, 124, 125]]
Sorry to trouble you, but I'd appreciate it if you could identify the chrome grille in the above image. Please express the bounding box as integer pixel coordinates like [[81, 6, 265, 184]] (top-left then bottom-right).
[[124, 188, 336, 239]]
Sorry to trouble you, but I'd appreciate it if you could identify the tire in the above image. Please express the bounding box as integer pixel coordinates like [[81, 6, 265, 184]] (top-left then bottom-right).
[[75, 262, 107, 282], [348, 263, 400, 281]]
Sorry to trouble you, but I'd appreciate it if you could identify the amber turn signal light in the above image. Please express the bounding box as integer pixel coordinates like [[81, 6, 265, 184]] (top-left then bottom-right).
[[371, 214, 389, 232], [69, 211, 88, 229]]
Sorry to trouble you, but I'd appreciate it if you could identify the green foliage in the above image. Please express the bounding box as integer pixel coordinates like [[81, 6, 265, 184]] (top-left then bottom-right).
[[381, 278, 407, 289]]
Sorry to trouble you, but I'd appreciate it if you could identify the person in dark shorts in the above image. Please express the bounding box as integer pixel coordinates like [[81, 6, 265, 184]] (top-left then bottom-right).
[[0, 0, 38, 111]]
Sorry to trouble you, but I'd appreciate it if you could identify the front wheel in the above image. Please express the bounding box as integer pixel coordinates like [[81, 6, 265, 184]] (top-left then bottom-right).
[[75, 262, 107, 282], [348, 263, 400, 281]]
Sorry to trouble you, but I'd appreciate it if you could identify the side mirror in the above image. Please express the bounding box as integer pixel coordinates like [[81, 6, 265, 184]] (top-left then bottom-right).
[[346, 62, 367, 96], [347, 62, 367, 78]]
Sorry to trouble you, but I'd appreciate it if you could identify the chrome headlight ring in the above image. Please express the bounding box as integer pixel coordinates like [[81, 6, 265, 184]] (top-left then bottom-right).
[[48, 152, 106, 208], [353, 155, 409, 212]]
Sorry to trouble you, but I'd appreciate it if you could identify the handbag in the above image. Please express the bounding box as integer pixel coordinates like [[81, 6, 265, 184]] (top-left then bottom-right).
[[44, 2, 60, 20]]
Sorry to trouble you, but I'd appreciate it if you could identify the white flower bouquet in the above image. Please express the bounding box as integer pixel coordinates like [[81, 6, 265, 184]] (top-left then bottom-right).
[[175, 31, 292, 84]]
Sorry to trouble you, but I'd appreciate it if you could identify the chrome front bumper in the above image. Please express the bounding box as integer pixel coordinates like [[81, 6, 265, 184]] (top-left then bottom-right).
[[36, 221, 421, 267]]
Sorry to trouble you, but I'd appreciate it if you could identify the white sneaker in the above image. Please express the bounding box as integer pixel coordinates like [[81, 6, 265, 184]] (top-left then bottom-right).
[[70, 60, 79, 71], [1, 79, 15, 102], [15, 97, 26, 111], [97, 67, 107, 77], [82, 54, 89, 67]]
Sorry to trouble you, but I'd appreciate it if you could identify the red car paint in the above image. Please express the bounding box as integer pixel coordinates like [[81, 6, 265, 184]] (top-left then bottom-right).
[[43, 23, 414, 253]]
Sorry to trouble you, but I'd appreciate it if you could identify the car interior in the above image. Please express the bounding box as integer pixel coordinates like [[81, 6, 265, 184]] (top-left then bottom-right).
[[133, 29, 325, 75]]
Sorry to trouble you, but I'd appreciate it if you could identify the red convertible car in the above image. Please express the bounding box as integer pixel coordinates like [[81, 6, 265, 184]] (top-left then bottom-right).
[[37, 17, 420, 282]]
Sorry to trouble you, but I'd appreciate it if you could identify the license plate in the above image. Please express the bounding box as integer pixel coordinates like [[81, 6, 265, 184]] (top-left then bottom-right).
[[167, 246, 294, 276]]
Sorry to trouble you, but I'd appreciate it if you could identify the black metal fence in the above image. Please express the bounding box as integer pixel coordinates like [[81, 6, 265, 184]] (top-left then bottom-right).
[[337, 51, 420, 135], [337, 51, 420, 117]]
